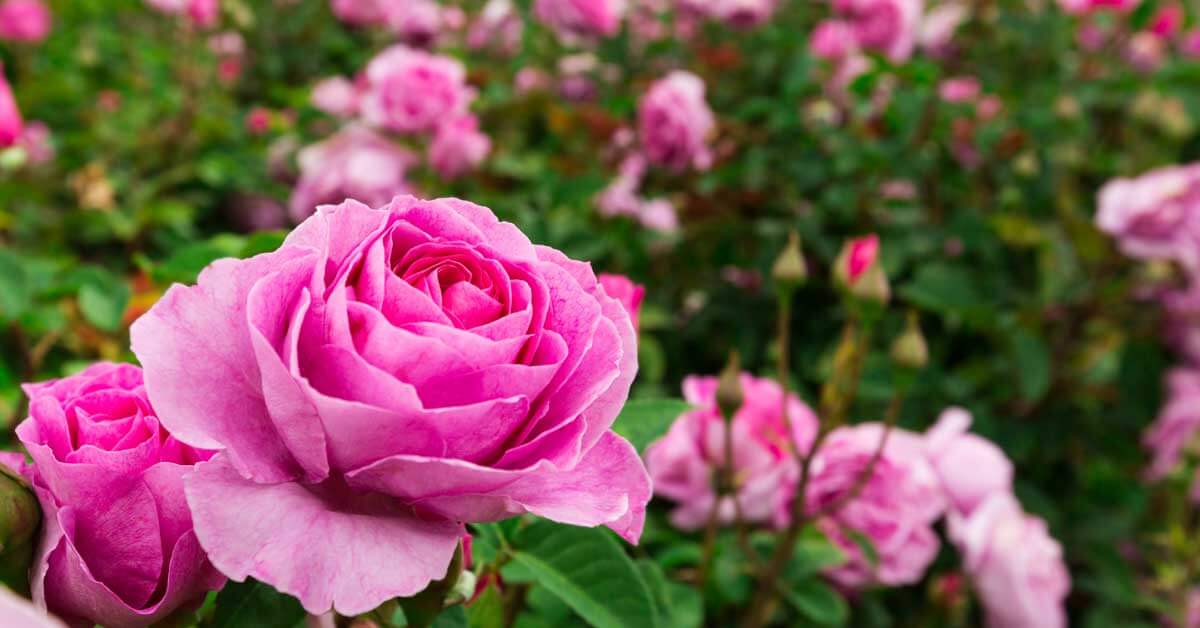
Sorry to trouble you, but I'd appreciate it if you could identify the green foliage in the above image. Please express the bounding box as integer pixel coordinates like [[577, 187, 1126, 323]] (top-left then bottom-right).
[[610, 398, 692, 452], [210, 579, 306, 628]]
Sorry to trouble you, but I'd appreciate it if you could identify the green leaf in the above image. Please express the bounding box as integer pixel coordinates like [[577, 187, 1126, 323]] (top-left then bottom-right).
[[0, 250, 30, 323], [898, 264, 981, 315], [77, 273, 130, 332], [509, 520, 657, 628], [211, 579, 305, 628], [787, 531, 847, 579], [782, 578, 849, 626], [1011, 327, 1052, 403], [433, 605, 469, 628], [638, 560, 702, 628], [610, 398, 691, 452], [466, 580, 505, 628]]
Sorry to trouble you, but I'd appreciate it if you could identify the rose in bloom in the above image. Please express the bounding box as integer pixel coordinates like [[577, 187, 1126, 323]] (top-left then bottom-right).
[[428, 114, 492, 181], [0, 0, 51, 43], [938, 76, 981, 103], [131, 196, 650, 615], [948, 493, 1069, 628], [18, 120, 53, 165], [810, 20, 858, 60], [646, 374, 818, 530], [833, 0, 924, 62], [1182, 30, 1200, 58], [1095, 164, 1200, 271], [0, 587, 64, 627], [533, 0, 627, 40], [360, 45, 473, 134], [289, 125, 416, 222], [1057, 0, 1139, 14], [329, 0, 386, 24], [144, 0, 217, 27], [918, 1, 966, 57], [924, 408, 1013, 516], [1143, 369, 1200, 482], [706, 0, 779, 28], [804, 423, 945, 588], [0, 63, 22, 148], [638, 71, 715, 172], [468, 0, 523, 55], [597, 274, 644, 331], [311, 76, 360, 118], [4, 363, 224, 627]]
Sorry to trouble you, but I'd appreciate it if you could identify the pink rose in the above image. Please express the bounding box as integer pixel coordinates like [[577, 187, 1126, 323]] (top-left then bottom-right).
[[7, 363, 224, 627], [144, 0, 217, 26], [833, 0, 924, 62], [18, 120, 53, 165], [918, 2, 966, 56], [638, 71, 715, 172], [383, 0, 443, 46], [1182, 30, 1200, 58], [468, 0, 523, 55], [289, 125, 417, 222], [646, 374, 818, 531], [597, 274, 644, 331], [1143, 369, 1200, 481], [948, 493, 1069, 628], [938, 76, 981, 103], [0, 0, 51, 43], [360, 45, 472, 134], [1057, 0, 1139, 14], [1149, 3, 1183, 39], [0, 587, 64, 627], [1096, 164, 1200, 271], [329, 0, 386, 25], [810, 20, 858, 60], [533, 0, 627, 40], [1126, 31, 1167, 73], [311, 76, 360, 118], [805, 423, 945, 588], [428, 114, 491, 181], [924, 408, 1014, 516], [0, 64, 22, 148], [706, 0, 779, 28], [131, 196, 650, 615]]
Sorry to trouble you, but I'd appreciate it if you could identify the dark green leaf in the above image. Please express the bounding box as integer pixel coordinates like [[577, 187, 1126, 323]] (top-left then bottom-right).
[[782, 578, 848, 626], [611, 398, 691, 452], [211, 579, 305, 628]]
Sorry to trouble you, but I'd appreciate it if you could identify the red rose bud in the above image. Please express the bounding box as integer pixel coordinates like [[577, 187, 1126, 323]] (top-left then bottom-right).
[[835, 234, 890, 304]]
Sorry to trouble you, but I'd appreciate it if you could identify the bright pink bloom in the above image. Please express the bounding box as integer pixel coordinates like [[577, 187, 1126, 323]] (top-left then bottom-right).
[[1096, 164, 1200, 271], [948, 494, 1069, 628], [810, 20, 858, 60], [311, 76, 360, 118], [705, 0, 779, 28], [833, 0, 924, 63], [329, 0, 385, 24], [646, 374, 819, 530], [131, 197, 649, 615], [384, 0, 443, 46], [638, 71, 715, 172], [360, 45, 472, 134], [0, 64, 21, 148], [245, 107, 272, 135], [533, 0, 627, 40], [5, 364, 224, 627], [468, 0, 523, 55], [597, 274, 645, 331], [187, 0, 218, 27], [924, 408, 1014, 516], [1057, 0, 1139, 14], [805, 423, 945, 588], [0, 0, 51, 43], [288, 125, 416, 222], [1149, 3, 1183, 39], [938, 76, 981, 103], [428, 114, 491, 181], [846, 234, 880, 283]]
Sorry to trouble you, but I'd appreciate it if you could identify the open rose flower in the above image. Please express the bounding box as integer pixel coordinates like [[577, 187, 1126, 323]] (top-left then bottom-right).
[[924, 407, 1014, 516], [597, 274, 644, 331], [0, 0, 51, 43], [1143, 368, 1200, 483], [638, 71, 715, 172], [1096, 164, 1200, 271], [5, 363, 224, 627], [646, 373, 818, 530], [949, 493, 1070, 628], [533, 0, 627, 40], [428, 114, 491, 181], [289, 125, 416, 223], [360, 45, 473, 134], [131, 196, 650, 615], [833, 0, 924, 62]]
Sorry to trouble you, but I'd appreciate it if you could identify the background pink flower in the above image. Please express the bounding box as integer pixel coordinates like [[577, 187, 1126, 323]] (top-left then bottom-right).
[[534, 0, 627, 40], [1096, 164, 1200, 271], [0, 0, 51, 43], [0, 64, 23, 148], [924, 408, 1014, 516], [359, 45, 473, 134], [289, 125, 416, 222], [638, 70, 715, 172], [597, 273, 645, 331], [833, 0, 924, 62], [428, 114, 492, 180]]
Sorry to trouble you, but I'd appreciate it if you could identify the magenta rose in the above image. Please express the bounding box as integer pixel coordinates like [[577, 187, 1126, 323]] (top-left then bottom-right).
[[360, 45, 473, 134], [0, 0, 50, 43], [310, 76, 360, 118], [638, 71, 715, 172], [1096, 164, 1200, 271], [803, 423, 945, 589], [596, 273, 644, 331], [0, 63, 22, 148], [6, 363, 224, 627], [131, 196, 650, 615], [924, 408, 1013, 516], [707, 0, 779, 28], [289, 125, 416, 222], [428, 114, 491, 181], [533, 0, 627, 40], [329, 0, 385, 25], [948, 493, 1070, 628], [810, 20, 858, 60], [833, 0, 924, 62], [646, 373, 818, 530], [1143, 368, 1200, 482]]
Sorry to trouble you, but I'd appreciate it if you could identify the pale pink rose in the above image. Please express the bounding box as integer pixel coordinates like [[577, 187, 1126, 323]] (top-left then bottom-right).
[[383, 0, 443, 46], [810, 20, 858, 60], [924, 408, 1014, 516], [805, 423, 945, 588], [646, 374, 819, 530], [0, 0, 51, 43], [289, 125, 417, 222], [948, 493, 1069, 628], [207, 30, 244, 55], [131, 196, 649, 615], [360, 45, 472, 134], [0, 587, 64, 627], [1187, 588, 1200, 628], [706, 0, 779, 28], [428, 114, 491, 180], [833, 0, 925, 62], [637, 198, 679, 233], [597, 274, 645, 331], [329, 0, 385, 25], [187, 0, 217, 27], [1181, 30, 1200, 58], [311, 76, 360, 118], [468, 0, 523, 55], [7, 363, 224, 627], [514, 67, 551, 94], [1143, 369, 1200, 481], [918, 1, 966, 56], [534, 0, 627, 40], [0, 64, 21, 148], [1057, 0, 1140, 14], [597, 154, 648, 217], [1095, 164, 1200, 271], [938, 76, 981, 103], [18, 120, 53, 164], [638, 71, 715, 172], [1126, 31, 1167, 73]]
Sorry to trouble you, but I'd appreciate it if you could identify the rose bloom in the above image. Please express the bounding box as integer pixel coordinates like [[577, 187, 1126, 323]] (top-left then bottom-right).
[[360, 45, 472, 134], [803, 423, 945, 588], [18, 119, 53, 164], [810, 20, 858, 60], [131, 196, 650, 615], [938, 76, 981, 103], [0, 63, 22, 148], [533, 0, 627, 40], [1181, 30, 1200, 58], [329, 0, 385, 25], [0, 0, 51, 43], [311, 76, 360, 118], [706, 0, 779, 28], [0, 587, 64, 628], [468, 0, 523, 55], [833, 0, 924, 62], [428, 114, 492, 181], [1057, 0, 1140, 14], [918, 1, 966, 57], [924, 408, 1014, 516], [1096, 164, 1200, 271], [1143, 369, 1200, 482], [144, 0, 217, 26], [597, 273, 644, 331], [638, 71, 715, 172], [3, 363, 224, 627], [645, 373, 819, 531], [948, 493, 1070, 628], [289, 125, 417, 222], [384, 0, 443, 46]]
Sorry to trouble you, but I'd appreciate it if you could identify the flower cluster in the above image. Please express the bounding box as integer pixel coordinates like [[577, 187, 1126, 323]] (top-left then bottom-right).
[[1058, 0, 1200, 70]]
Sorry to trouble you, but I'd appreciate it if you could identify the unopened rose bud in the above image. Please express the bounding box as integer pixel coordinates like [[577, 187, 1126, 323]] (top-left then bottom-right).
[[715, 353, 743, 421], [890, 313, 929, 369], [834, 234, 890, 304], [772, 230, 808, 289], [0, 463, 39, 592]]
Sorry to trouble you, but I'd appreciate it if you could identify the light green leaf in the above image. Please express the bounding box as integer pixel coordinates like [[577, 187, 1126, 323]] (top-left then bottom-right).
[[0, 250, 30, 323], [611, 398, 691, 452], [77, 274, 130, 332], [782, 578, 848, 626], [466, 580, 504, 628]]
